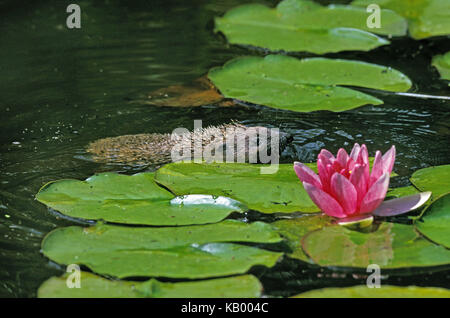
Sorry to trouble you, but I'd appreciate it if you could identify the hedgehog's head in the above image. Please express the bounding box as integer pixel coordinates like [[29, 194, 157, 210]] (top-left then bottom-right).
[[208, 125, 292, 164]]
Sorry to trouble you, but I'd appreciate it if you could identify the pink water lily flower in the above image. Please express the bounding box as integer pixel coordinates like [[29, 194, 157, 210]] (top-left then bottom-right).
[[294, 143, 430, 219]]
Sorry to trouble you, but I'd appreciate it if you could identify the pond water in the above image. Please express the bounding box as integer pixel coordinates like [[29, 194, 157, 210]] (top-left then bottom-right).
[[0, 0, 449, 297]]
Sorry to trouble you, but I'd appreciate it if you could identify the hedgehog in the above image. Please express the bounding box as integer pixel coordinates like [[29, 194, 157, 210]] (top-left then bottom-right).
[[86, 122, 291, 166]]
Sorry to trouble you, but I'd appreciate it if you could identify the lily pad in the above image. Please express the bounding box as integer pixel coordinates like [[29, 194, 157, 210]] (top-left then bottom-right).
[[302, 222, 450, 269], [272, 215, 332, 262], [154, 162, 319, 213], [36, 172, 247, 225], [154, 159, 396, 214], [43, 220, 282, 251], [352, 0, 450, 39], [42, 221, 282, 279], [386, 186, 419, 200], [38, 271, 262, 298], [416, 193, 450, 248], [432, 52, 450, 81], [293, 285, 450, 298], [215, 0, 407, 54], [208, 55, 412, 112], [410, 164, 450, 199]]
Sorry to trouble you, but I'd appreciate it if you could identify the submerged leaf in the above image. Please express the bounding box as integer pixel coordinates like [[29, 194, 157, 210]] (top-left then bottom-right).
[[215, 0, 407, 54], [208, 55, 411, 112], [36, 172, 247, 225], [145, 76, 230, 107], [38, 271, 262, 298]]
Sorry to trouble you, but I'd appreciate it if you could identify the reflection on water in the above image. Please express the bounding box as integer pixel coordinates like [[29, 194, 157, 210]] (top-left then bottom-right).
[[0, 0, 449, 297]]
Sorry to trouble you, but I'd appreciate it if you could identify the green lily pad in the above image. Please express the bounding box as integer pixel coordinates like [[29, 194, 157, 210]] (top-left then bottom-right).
[[432, 52, 450, 81], [154, 162, 319, 213], [410, 165, 450, 199], [415, 193, 450, 248], [352, 0, 450, 39], [386, 186, 419, 200], [273, 215, 332, 262], [42, 221, 282, 279], [38, 271, 262, 298], [215, 0, 407, 54], [208, 55, 411, 112], [154, 159, 395, 214], [36, 172, 247, 225], [293, 285, 450, 298], [302, 222, 450, 269]]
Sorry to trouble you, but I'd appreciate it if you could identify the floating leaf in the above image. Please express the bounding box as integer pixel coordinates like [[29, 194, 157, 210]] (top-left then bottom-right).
[[208, 55, 411, 112], [215, 0, 407, 54], [293, 285, 450, 298], [302, 222, 450, 269], [386, 186, 419, 200], [38, 271, 262, 298], [273, 190, 423, 262], [155, 159, 396, 214], [155, 162, 319, 213], [273, 215, 332, 262], [36, 172, 247, 225], [432, 52, 450, 82], [372, 191, 431, 217], [415, 193, 450, 248], [43, 220, 282, 251], [42, 221, 282, 279], [352, 0, 450, 39], [410, 165, 450, 199]]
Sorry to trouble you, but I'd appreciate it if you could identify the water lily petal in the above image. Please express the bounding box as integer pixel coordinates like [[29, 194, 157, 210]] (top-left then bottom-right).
[[360, 172, 390, 213], [294, 162, 322, 189], [357, 144, 369, 165], [319, 149, 334, 160], [346, 157, 356, 173], [350, 163, 368, 208], [318, 159, 330, 193], [303, 182, 346, 218], [330, 173, 358, 215], [363, 162, 370, 187], [337, 214, 373, 229], [382, 145, 396, 174], [349, 143, 360, 161], [336, 148, 349, 169], [318, 149, 335, 166], [372, 191, 431, 217], [332, 160, 342, 173], [370, 150, 383, 187]]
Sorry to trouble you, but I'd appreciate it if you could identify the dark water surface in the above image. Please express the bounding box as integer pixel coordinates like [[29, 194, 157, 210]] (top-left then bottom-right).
[[0, 0, 449, 297]]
